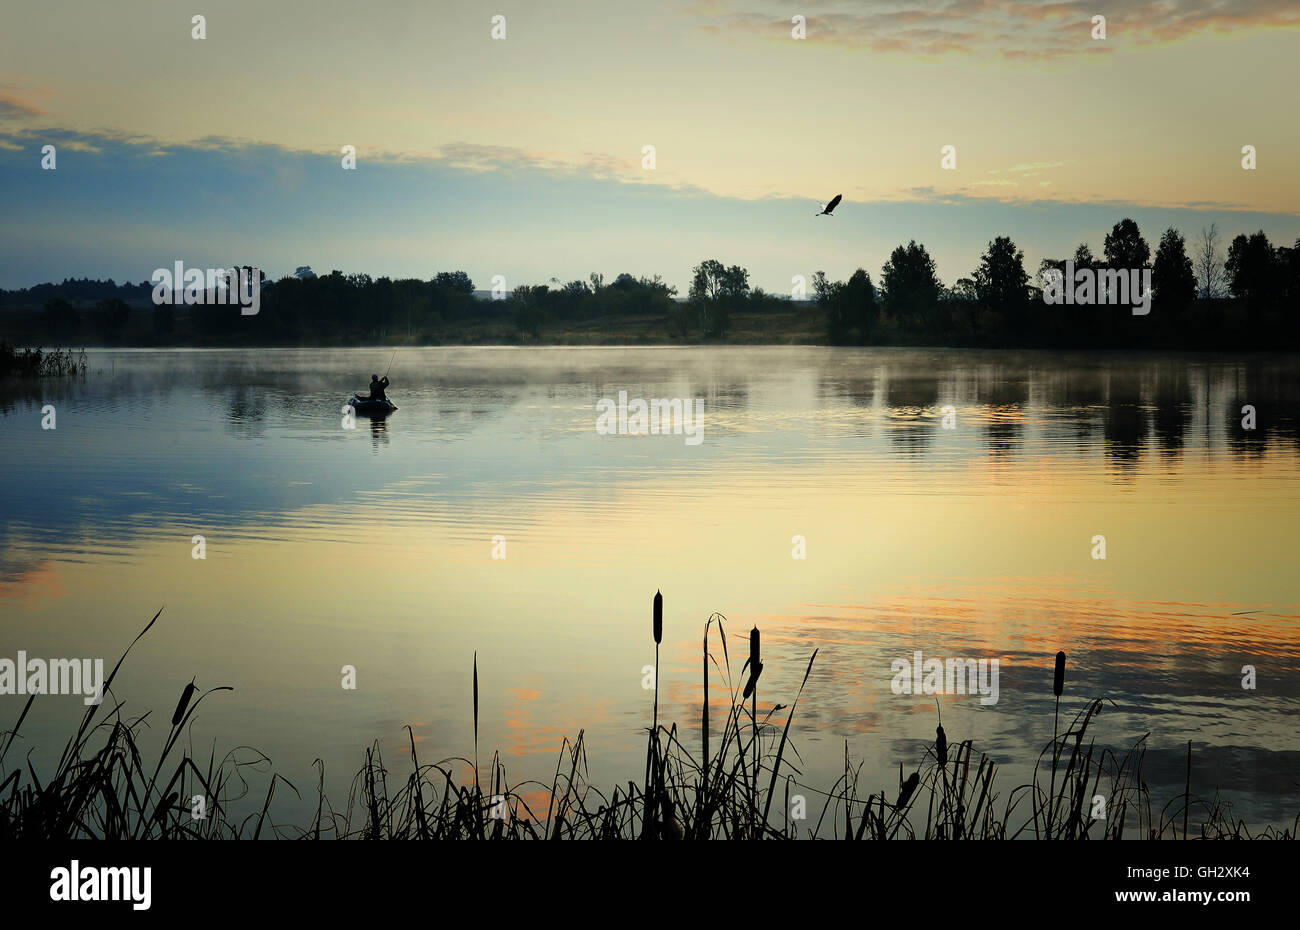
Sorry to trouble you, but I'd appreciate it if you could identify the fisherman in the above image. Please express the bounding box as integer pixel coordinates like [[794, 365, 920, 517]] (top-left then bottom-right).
[[362, 373, 389, 401]]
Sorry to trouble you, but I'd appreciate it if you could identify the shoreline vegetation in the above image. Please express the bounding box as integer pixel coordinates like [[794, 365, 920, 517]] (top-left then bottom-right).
[[2, 608, 1294, 840], [3, 221, 1299, 353], [0, 342, 87, 379]]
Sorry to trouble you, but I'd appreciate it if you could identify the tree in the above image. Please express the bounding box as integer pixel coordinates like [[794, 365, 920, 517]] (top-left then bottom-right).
[[93, 297, 131, 341], [152, 304, 175, 338], [1279, 238, 1300, 305], [813, 270, 848, 344], [1099, 221, 1149, 307], [393, 277, 432, 336], [880, 240, 942, 336], [43, 298, 80, 340], [1195, 223, 1226, 299], [1103, 219, 1150, 269], [719, 264, 749, 304], [973, 237, 1029, 313], [431, 271, 475, 321], [687, 259, 744, 337], [1151, 227, 1196, 315], [844, 268, 878, 342], [1036, 257, 1063, 292], [688, 260, 725, 303], [949, 278, 977, 302], [510, 284, 546, 338], [434, 271, 473, 294], [1225, 230, 1277, 304], [815, 268, 878, 346], [970, 237, 1029, 343]]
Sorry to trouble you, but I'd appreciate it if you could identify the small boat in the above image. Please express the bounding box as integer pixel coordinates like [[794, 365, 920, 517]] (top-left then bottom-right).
[[348, 395, 398, 415]]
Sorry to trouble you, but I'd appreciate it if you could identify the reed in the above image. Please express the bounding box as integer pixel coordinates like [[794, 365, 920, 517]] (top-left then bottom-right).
[[642, 590, 663, 838], [3, 607, 1295, 841], [1046, 650, 1066, 839], [0, 343, 88, 379]]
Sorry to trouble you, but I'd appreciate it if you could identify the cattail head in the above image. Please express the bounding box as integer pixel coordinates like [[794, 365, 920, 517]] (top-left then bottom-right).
[[896, 771, 920, 808], [171, 678, 197, 727], [749, 626, 760, 667], [935, 724, 948, 768], [1053, 651, 1066, 697], [653, 590, 662, 645], [742, 660, 763, 700]]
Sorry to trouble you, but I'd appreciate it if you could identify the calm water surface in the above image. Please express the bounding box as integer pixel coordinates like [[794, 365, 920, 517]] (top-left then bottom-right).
[[2, 347, 1298, 832]]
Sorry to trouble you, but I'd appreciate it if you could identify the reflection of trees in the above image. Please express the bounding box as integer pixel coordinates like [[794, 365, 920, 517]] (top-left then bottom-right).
[[226, 389, 267, 439], [885, 369, 941, 409], [816, 370, 880, 409], [0, 378, 79, 416], [699, 383, 749, 414], [1103, 374, 1148, 468], [981, 366, 1028, 457], [1226, 364, 1279, 460], [1151, 367, 1192, 457], [1055, 368, 1107, 444], [1277, 368, 1300, 452], [884, 366, 940, 452]]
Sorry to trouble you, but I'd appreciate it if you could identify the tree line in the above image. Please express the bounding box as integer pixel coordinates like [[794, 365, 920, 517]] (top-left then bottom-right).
[[3, 218, 1297, 348], [811, 219, 1300, 348]]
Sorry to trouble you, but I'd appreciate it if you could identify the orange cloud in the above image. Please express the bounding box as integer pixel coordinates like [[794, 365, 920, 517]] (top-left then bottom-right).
[[0, 91, 44, 121]]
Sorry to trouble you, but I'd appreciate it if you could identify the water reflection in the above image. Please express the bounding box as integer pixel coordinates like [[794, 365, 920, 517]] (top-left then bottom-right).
[[368, 414, 390, 450], [1, 347, 1297, 832]]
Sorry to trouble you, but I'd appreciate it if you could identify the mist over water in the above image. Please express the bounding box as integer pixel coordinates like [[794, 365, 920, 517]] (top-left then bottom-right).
[[2, 346, 1298, 832]]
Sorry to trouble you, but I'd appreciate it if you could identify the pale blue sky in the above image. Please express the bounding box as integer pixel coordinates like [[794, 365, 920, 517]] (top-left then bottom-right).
[[1, 130, 1296, 293]]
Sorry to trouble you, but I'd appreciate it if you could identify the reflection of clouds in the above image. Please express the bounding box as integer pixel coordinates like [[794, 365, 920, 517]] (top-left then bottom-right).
[[0, 551, 61, 597], [653, 584, 1300, 824], [501, 682, 615, 759]]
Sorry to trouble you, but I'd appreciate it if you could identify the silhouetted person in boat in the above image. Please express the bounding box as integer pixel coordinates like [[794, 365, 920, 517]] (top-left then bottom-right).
[[362, 374, 389, 401]]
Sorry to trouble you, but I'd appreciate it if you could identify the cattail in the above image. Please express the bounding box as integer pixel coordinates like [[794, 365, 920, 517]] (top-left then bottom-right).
[[746, 626, 762, 827], [896, 771, 920, 808], [935, 724, 948, 768], [473, 652, 480, 789], [1047, 650, 1068, 838], [171, 678, 197, 727], [653, 590, 662, 645]]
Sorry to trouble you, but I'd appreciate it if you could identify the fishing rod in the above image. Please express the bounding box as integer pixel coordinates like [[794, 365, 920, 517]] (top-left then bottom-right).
[[382, 346, 398, 379]]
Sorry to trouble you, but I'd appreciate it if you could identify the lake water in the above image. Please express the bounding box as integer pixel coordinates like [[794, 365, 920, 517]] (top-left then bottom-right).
[[2, 346, 1298, 834]]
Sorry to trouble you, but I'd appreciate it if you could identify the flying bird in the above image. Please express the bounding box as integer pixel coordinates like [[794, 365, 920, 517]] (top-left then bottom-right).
[[815, 194, 842, 217]]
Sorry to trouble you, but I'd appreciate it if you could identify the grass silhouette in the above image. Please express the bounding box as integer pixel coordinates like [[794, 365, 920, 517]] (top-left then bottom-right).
[[1, 608, 1294, 840]]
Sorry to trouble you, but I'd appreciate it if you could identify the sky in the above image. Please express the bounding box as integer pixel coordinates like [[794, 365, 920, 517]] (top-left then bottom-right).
[[1, 0, 1298, 293]]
